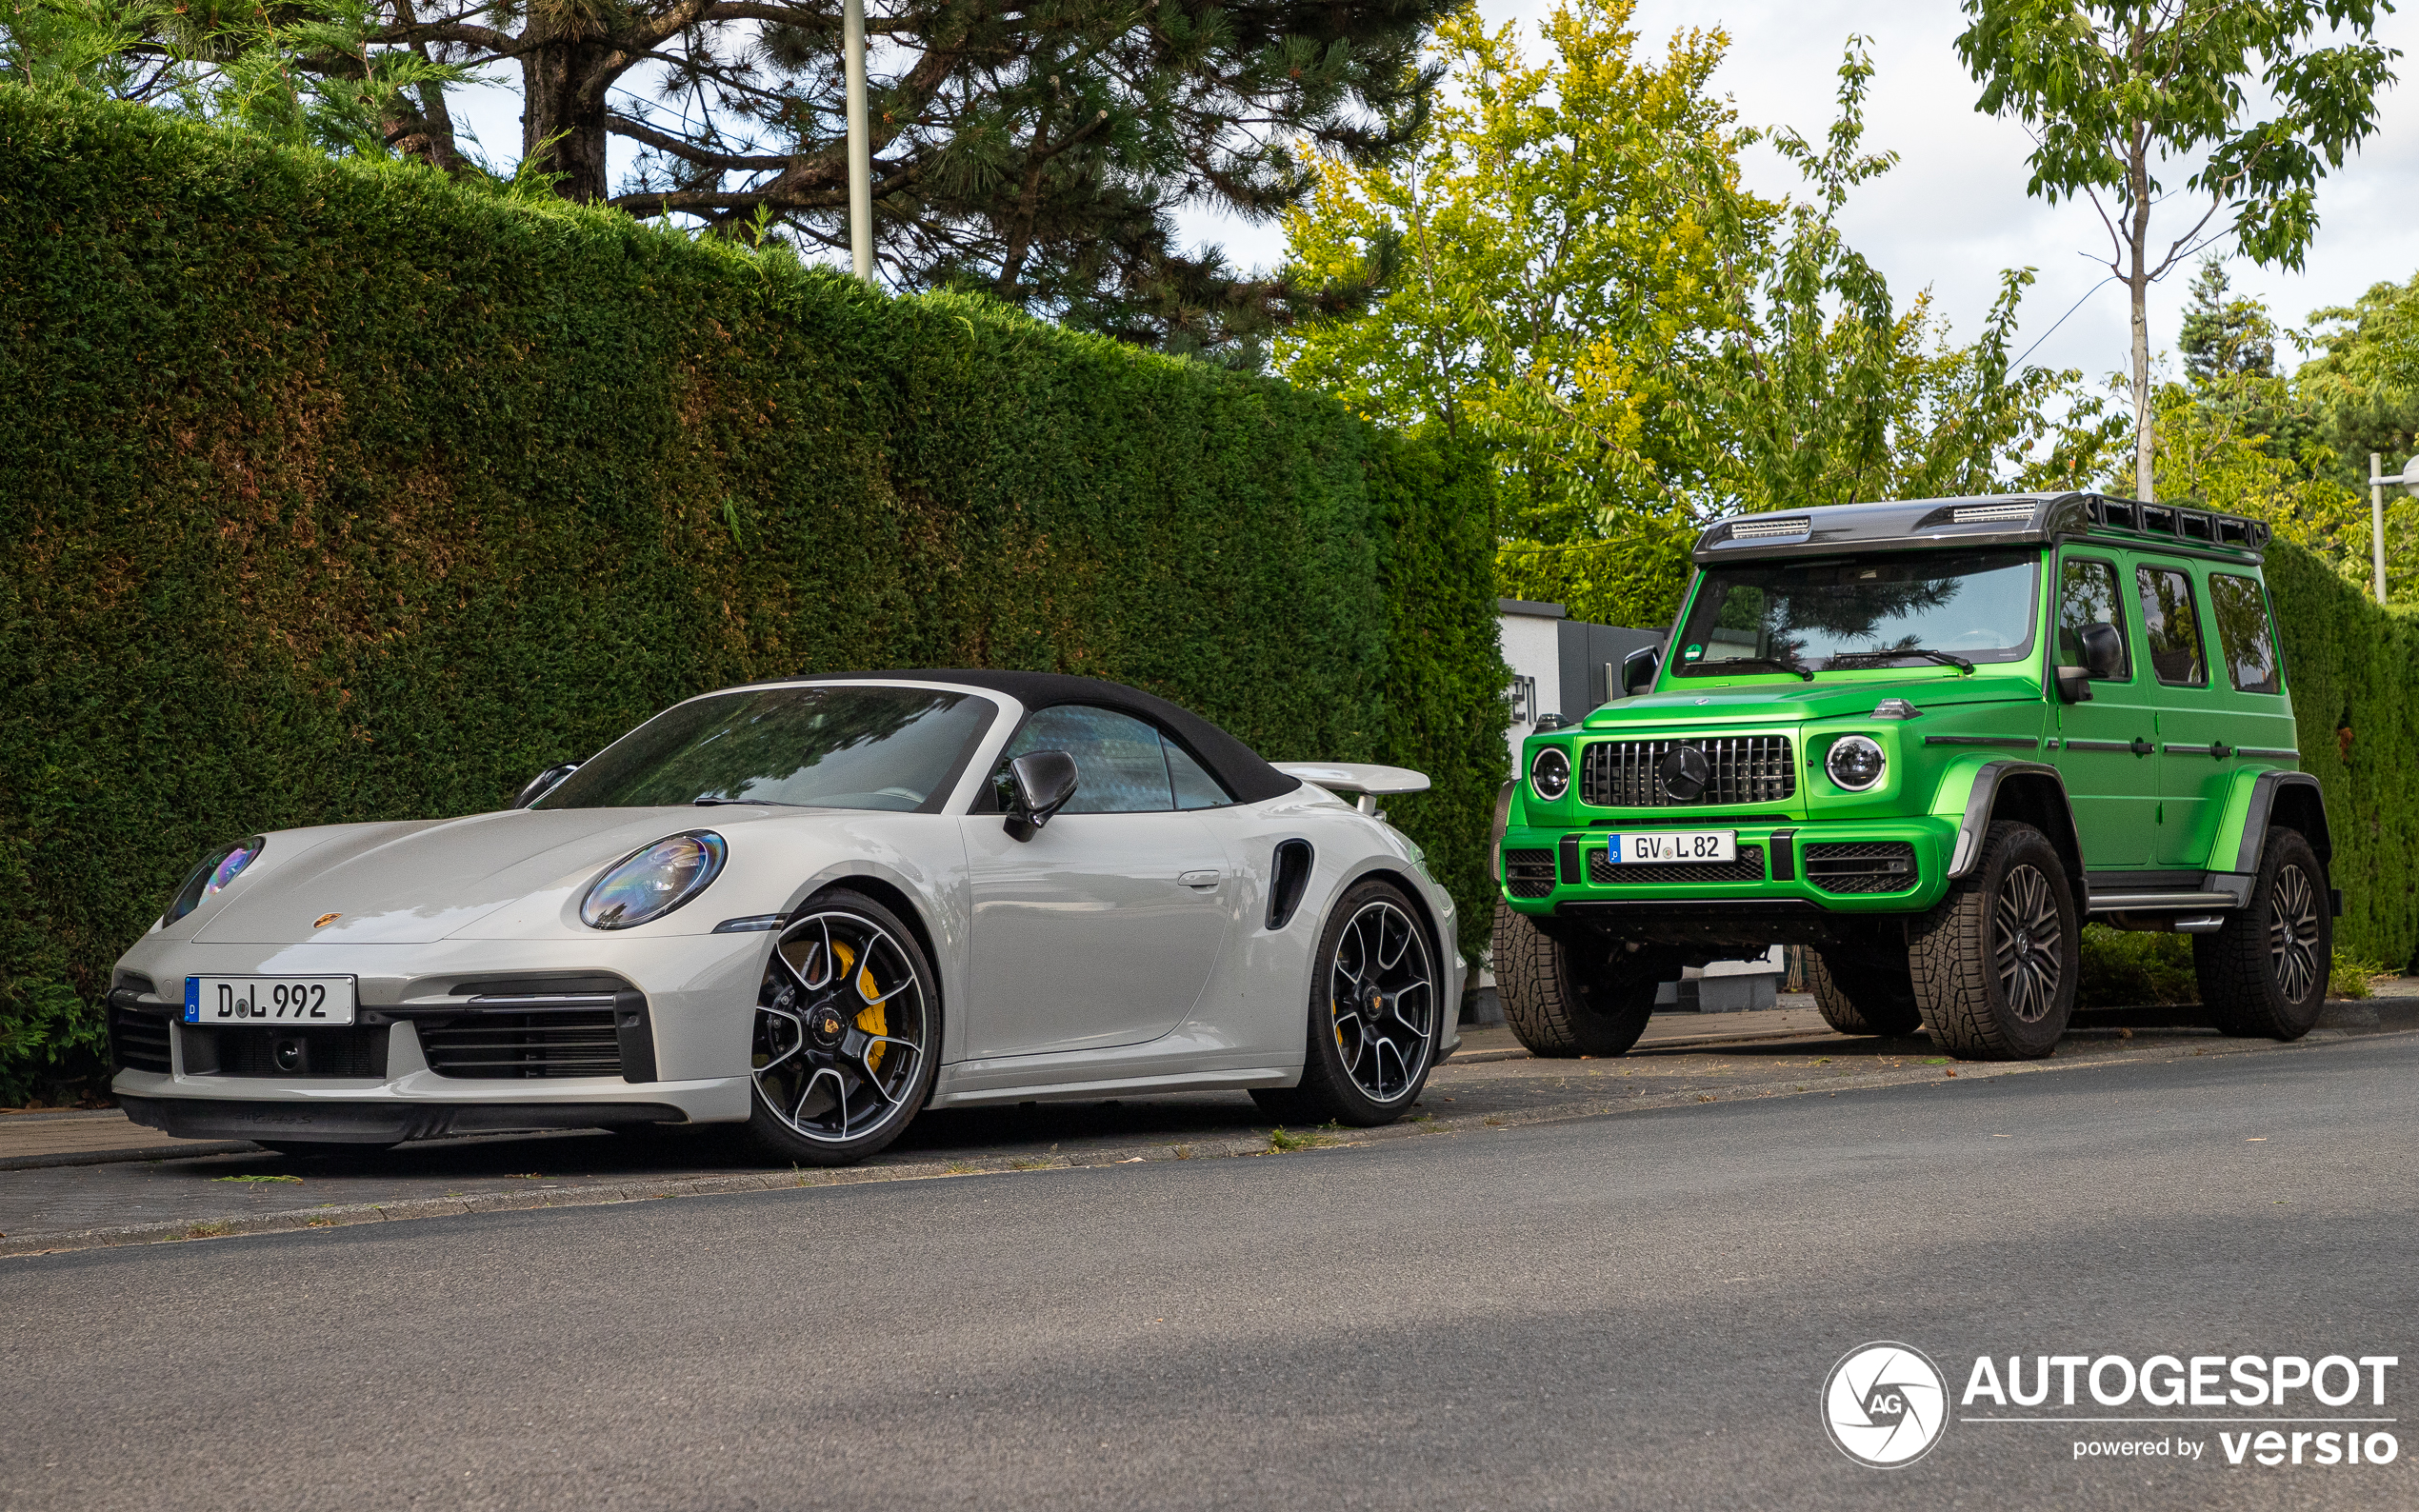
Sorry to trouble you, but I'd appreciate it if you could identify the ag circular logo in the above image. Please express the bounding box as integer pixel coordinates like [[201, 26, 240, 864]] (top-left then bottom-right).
[[1823, 1342, 1948, 1467]]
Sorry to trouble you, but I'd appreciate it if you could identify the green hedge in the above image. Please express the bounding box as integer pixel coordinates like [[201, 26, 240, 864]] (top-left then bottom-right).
[[2267, 541, 2419, 970], [0, 88, 1505, 1102]]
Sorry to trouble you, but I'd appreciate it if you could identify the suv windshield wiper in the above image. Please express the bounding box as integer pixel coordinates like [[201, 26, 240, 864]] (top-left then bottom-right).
[[1680, 655, 1814, 682], [691, 796, 802, 806], [1827, 647, 1975, 674]]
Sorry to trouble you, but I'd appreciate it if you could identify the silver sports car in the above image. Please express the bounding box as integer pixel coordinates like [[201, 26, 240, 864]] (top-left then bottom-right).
[[107, 671, 1463, 1164]]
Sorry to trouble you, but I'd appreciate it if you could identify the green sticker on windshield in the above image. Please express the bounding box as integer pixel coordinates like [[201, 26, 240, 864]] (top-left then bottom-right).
[[1683, 644, 1703, 662]]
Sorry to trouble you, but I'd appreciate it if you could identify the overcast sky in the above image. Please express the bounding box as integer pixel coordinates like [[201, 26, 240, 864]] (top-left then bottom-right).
[[450, 1, 2414, 384]]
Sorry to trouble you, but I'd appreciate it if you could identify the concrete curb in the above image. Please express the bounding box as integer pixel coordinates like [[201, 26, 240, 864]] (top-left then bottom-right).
[[0, 1141, 258, 1172], [11, 1023, 2408, 1260]]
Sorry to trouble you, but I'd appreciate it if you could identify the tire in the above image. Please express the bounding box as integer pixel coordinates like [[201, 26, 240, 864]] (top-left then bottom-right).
[[1806, 948, 1922, 1037], [1491, 901, 1660, 1059], [1251, 878, 1442, 1127], [743, 888, 942, 1166], [2194, 826, 2330, 1041], [1909, 821, 2079, 1061]]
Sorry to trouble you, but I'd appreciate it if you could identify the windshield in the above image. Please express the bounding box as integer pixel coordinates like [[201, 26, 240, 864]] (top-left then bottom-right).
[[1674, 549, 2040, 675], [533, 686, 996, 812]]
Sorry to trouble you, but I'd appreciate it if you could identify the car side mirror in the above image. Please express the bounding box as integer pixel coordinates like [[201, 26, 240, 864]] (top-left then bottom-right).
[[1621, 646, 1662, 697], [2054, 666, 2093, 704], [2078, 623, 2125, 681], [1004, 750, 1079, 841], [513, 762, 579, 808]]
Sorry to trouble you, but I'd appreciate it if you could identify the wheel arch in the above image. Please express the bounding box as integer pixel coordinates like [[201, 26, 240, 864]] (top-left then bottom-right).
[[1947, 760, 2085, 897], [2235, 771, 2331, 874], [796, 872, 946, 1008], [1342, 863, 1451, 976]]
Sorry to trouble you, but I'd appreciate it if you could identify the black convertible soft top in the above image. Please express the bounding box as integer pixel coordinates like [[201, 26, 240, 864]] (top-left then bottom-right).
[[803, 668, 1304, 805]]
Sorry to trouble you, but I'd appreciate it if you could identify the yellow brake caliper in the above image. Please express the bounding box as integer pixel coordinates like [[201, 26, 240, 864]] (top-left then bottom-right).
[[832, 941, 887, 1072]]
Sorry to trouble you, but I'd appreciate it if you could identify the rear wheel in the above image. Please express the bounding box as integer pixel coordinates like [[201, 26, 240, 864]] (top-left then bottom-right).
[[1252, 879, 1441, 1127], [1909, 821, 2078, 1060], [744, 889, 940, 1166], [2195, 827, 2329, 1041], [1492, 902, 1661, 1058], [1806, 948, 1922, 1037]]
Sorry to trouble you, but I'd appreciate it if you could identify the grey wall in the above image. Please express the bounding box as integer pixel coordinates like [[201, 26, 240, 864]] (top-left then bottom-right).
[[1556, 623, 1667, 722]]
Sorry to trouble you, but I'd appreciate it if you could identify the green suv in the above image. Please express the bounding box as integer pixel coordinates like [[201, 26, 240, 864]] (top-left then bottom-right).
[[1493, 493, 2334, 1061]]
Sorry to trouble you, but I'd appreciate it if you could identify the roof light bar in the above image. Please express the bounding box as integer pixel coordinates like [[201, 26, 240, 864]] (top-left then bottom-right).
[[1730, 517, 1811, 539], [1949, 503, 2034, 524]]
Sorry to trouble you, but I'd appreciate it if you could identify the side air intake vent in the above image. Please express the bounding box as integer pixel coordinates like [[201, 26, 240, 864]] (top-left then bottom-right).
[[1267, 840, 1314, 929]]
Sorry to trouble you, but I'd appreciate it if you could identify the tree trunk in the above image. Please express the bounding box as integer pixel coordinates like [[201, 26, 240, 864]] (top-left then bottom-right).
[[2127, 126, 2155, 504], [522, 37, 614, 201]]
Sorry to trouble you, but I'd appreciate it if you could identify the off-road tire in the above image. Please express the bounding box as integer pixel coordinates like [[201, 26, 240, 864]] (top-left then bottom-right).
[[1491, 902, 1660, 1058], [2194, 826, 2330, 1041], [1252, 878, 1441, 1126], [1909, 821, 2078, 1061], [1806, 949, 1922, 1037]]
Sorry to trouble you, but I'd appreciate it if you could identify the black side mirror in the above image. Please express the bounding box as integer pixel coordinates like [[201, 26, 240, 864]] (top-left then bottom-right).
[[2054, 666, 2093, 704], [1621, 646, 1663, 697], [2079, 623, 2126, 681], [514, 763, 580, 808], [1004, 750, 1079, 841]]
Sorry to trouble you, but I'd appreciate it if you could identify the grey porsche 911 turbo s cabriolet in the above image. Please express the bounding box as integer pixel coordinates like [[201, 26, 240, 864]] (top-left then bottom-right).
[[106, 670, 1462, 1164]]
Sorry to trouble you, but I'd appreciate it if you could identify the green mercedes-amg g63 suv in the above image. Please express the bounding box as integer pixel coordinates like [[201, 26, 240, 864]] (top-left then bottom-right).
[[1494, 493, 2334, 1061]]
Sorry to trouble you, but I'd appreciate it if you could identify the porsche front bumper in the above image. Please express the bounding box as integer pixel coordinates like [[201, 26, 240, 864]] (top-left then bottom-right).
[[107, 932, 768, 1139]]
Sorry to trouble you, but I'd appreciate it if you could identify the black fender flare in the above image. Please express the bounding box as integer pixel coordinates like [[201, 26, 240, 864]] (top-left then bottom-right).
[[1946, 760, 2085, 896], [2235, 770, 2331, 873], [1489, 780, 1516, 884]]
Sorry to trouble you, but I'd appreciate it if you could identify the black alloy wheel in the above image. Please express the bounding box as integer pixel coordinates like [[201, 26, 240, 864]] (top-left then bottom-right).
[[747, 889, 939, 1165], [1252, 878, 1439, 1127], [1909, 820, 2079, 1060], [2195, 826, 2330, 1041]]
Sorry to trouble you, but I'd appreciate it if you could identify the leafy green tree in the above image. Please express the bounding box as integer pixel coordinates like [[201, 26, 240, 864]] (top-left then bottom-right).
[[1, 0, 462, 159], [2178, 258, 2276, 384], [1955, 0, 2399, 504], [1279, 13, 2122, 627]]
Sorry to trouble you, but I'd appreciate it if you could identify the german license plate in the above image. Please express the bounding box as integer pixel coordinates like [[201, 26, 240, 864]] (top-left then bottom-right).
[[1607, 830, 1735, 865], [184, 976, 357, 1025]]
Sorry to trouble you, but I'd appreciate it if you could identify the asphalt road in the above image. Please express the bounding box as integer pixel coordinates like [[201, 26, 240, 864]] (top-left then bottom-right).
[[6, 1033, 2414, 1510]]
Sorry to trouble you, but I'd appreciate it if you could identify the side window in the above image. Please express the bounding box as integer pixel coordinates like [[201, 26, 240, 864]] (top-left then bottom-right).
[[1166, 741, 1236, 811], [2209, 573, 2282, 694], [2056, 557, 2129, 680], [2134, 565, 2208, 686], [996, 706, 1173, 814]]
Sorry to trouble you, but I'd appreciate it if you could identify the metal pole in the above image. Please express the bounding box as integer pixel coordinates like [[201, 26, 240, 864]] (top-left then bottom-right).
[[2374, 452, 2389, 604], [845, 0, 871, 282]]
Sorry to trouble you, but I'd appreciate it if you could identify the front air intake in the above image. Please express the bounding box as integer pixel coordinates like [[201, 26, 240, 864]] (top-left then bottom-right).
[[1503, 848, 1556, 900], [1803, 842, 1918, 894]]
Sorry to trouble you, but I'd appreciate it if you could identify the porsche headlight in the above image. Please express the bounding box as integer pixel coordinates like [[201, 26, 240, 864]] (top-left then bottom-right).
[[1826, 735, 1887, 792], [581, 831, 727, 929], [165, 836, 267, 925]]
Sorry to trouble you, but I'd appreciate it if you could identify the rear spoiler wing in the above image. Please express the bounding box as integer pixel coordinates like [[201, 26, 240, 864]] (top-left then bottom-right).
[[1271, 762, 1430, 815]]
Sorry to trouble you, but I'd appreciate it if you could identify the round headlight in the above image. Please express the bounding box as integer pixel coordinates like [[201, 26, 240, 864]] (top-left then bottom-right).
[[1826, 735, 1887, 791], [165, 836, 267, 925], [581, 831, 727, 929], [1529, 746, 1570, 802]]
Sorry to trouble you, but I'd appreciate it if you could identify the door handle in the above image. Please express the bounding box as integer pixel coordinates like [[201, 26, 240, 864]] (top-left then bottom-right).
[[2129, 737, 2153, 756], [1178, 869, 1223, 888]]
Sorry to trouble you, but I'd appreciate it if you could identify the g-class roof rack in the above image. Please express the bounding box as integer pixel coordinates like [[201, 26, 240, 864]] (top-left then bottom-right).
[[1692, 492, 2270, 565]]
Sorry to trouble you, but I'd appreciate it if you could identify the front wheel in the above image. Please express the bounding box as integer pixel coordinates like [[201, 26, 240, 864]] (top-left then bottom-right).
[[745, 888, 941, 1166], [1252, 879, 1441, 1127], [1492, 902, 1660, 1058], [1909, 821, 2078, 1060], [2195, 827, 2330, 1041]]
